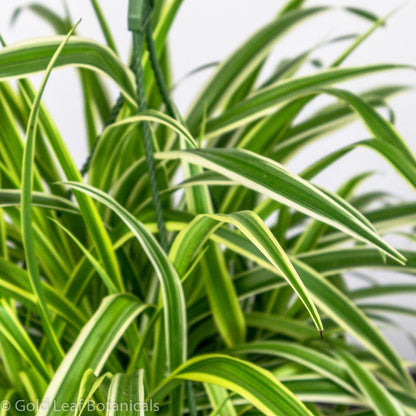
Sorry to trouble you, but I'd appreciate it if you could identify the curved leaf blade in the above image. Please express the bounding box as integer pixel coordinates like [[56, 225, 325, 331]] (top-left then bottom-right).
[[337, 351, 406, 416], [37, 294, 149, 416], [170, 210, 322, 332], [153, 355, 314, 416], [204, 64, 409, 137], [157, 148, 405, 264], [0, 36, 135, 105], [65, 181, 187, 373]]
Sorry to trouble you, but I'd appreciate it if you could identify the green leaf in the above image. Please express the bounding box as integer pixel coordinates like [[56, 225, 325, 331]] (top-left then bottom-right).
[[37, 294, 149, 416], [278, 0, 307, 16], [0, 189, 78, 214], [332, 8, 393, 67], [176, 222, 411, 386], [186, 7, 328, 131], [203, 64, 409, 138], [156, 148, 405, 264], [315, 201, 416, 249], [187, 241, 245, 348], [0, 36, 135, 105], [50, 219, 118, 295], [231, 341, 358, 396], [20, 23, 79, 365], [293, 172, 373, 253], [345, 7, 381, 23], [244, 313, 317, 341], [281, 378, 361, 406], [0, 257, 86, 329], [153, 355, 314, 416], [336, 351, 406, 416], [351, 284, 416, 301], [65, 181, 187, 373], [298, 247, 415, 275], [170, 210, 322, 332], [0, 300, 50, 382], [293, 260, 412, 387], [272, 85, 410, 162], [205, 384, 237, 416], [98, 110, 198, 151], [319, 88, 416, 164], [106, 371, 145, 416], [15, 59, 123, 291], [74, 369, 110, 416], [11, 3, 71, 34], [89, 0, 118, 53]]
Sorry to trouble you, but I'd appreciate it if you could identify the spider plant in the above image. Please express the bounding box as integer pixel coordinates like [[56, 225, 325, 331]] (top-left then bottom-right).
[[0, 1, 415, 415]]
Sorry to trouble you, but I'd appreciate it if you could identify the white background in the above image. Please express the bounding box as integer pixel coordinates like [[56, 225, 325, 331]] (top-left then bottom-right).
[[1, 1, 415, 359]]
